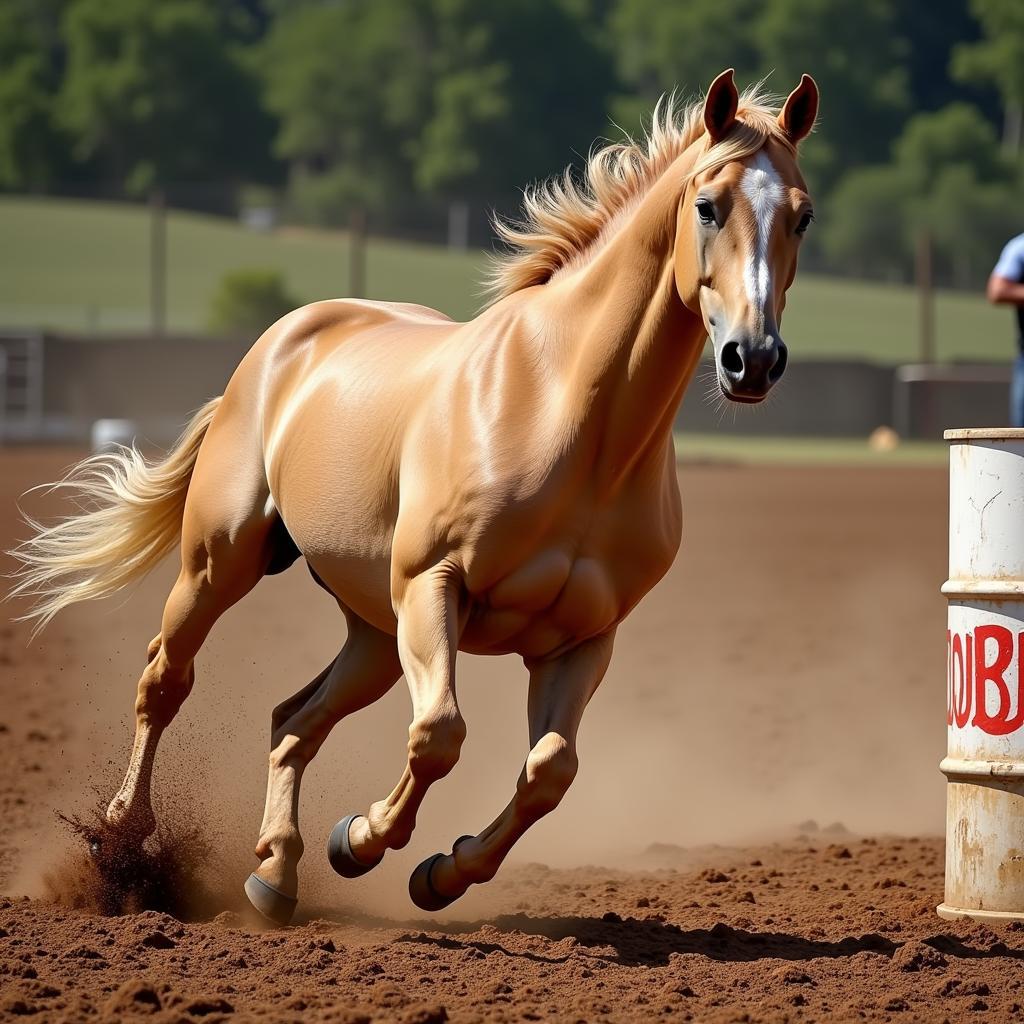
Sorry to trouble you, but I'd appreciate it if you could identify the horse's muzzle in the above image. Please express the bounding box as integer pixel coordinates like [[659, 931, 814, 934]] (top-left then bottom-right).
[[717, 333, 788, 402]]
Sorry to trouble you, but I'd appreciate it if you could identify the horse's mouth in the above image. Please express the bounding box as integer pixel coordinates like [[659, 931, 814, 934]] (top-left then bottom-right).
[[718, 379, 768, 405]]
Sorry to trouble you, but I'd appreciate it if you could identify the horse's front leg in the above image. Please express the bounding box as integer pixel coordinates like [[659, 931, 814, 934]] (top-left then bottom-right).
[[408, 629, 615, 911], [328, 564, 466, 877]]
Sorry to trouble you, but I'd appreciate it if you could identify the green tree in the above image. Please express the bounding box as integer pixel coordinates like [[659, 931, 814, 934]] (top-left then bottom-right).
[[821, 165, 913, 281], [263, 0, 613, 222], [755, 0, 910, 193], [954, 0, 1024, 151], [895, 103, 1019, 286], [0, 0, 69, 190], [607, 0, 760, 134], [892, 102, 1006, 196], [425, 0, 613, 199], [823, 103, 1021, 287], [60, 0, 275, 194], [924, 165, 1023, 286], [261, 0, 426, 218]]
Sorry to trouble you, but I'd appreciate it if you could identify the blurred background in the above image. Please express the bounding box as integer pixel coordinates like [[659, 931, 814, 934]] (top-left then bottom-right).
[[0, 0, 1022, 450]]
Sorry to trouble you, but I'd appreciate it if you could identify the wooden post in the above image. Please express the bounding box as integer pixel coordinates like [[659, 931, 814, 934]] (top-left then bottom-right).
[[150, 190, 167, 339], [916, 229, 934, 365], [447, 200, 469, 251], [1004, 101, 1022, 156], [349, 208, 367, 298]]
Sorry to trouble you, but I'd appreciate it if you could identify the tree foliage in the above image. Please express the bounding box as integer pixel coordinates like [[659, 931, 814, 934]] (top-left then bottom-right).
[[953, 0, 1024, 147], [755, 0, 910, 192], [59, 0, 274, 193], [607, 0, 760, 133], [823, 103, 1024, 286], [262, 0, 612, 224], [0, 0, 69, 189]]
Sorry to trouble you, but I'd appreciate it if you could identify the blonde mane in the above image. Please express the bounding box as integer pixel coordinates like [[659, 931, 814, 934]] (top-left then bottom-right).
[[485, 84, 793, 303]]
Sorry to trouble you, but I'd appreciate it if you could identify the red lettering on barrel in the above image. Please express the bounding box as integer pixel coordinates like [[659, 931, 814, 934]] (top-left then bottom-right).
[[946, 629, 953, 726], [972, 625, 1023, 736], [952, 631, 972, 728]]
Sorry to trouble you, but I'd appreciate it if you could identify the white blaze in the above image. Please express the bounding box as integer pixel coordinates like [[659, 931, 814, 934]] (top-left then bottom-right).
[[739, 152, 784, 323]]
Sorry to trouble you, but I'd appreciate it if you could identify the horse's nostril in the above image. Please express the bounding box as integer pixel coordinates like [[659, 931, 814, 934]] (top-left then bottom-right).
[[720, 341, 743, 375], [769, 341, 788, 383]]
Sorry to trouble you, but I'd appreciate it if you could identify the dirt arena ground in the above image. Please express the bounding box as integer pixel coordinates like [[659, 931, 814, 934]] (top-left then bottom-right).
[[3, 447, 1024, 1023]]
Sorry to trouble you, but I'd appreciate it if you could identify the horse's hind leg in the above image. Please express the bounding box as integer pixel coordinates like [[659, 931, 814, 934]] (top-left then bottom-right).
[[408, 630, 614, 912], [105, 421, 277, 843], [245, 611, 402, 925]]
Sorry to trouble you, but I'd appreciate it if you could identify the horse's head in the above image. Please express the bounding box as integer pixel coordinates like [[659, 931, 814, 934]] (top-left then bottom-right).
[[674, 70, 818, 403]]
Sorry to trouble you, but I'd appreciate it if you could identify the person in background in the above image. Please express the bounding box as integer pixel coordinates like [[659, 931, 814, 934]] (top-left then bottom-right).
[[988, 233, 1024, 427]]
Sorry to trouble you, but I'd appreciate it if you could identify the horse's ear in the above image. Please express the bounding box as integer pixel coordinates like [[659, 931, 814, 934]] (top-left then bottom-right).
[[778, 74, 819, 145], [703, 68, 738, 143]]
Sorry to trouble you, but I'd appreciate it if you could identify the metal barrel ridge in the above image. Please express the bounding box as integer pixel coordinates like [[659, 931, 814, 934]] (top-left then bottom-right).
[[940, 428, 1024, 923]]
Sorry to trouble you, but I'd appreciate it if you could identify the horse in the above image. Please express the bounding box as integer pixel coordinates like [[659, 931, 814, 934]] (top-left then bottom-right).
[[11, 69, 818, 926]]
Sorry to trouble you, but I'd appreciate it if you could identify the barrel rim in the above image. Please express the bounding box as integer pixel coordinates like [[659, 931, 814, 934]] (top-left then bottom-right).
[[942, 579, 1024, 597], [940, 756, 1024, 778], [945, 428, 1024, 440]]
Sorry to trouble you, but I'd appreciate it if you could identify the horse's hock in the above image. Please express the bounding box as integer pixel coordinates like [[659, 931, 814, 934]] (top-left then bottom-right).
[[941, 428, 1024, 922]]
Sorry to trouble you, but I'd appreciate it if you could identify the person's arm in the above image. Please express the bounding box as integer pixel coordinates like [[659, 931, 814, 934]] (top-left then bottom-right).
[[987, 274, 1024, 305], [989, 238, 1024, 305]]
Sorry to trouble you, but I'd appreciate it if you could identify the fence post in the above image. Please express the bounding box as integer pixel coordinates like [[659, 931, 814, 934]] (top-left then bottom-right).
[[349, 208, 367, 299], [150, 190, 167, 339], [916, 230, 934, 365], [447, 200, 469, 251]]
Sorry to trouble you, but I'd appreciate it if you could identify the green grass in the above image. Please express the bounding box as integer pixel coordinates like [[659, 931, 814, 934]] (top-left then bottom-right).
[[0, 195, 484, 329], [674, 432, 948, 466], [0, 194, 1015, 364], [779, 274, 1011, 364]]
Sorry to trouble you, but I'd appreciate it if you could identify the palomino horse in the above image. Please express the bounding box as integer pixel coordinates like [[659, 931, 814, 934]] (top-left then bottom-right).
[[12, 69, 818, 925]]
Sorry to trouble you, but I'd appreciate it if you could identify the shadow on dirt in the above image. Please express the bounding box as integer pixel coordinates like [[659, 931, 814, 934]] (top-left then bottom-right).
[[389, 915, 1024, 968]]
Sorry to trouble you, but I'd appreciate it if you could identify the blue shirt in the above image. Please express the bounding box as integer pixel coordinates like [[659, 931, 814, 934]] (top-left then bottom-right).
[[993, 233, 1024, 353]]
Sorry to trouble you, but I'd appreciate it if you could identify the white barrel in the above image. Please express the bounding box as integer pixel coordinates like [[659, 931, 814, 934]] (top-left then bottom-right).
[[940, 428, 1024, 922]]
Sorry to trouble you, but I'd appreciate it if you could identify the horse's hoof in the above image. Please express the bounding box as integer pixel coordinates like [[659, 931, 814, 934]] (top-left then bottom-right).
[[327, 814, 382, 878], [244, 872, 297, 927], [409, 836, 473, 913], [409, 854, 455, 912]]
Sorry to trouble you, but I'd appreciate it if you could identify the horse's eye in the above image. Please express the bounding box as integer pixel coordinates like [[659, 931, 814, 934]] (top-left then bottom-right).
[[796, 211, 814, 236], [695, 198, 716, 226]]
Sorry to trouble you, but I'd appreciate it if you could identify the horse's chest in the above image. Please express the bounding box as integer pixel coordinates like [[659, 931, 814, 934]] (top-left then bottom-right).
[[461, 508, 678, 658]]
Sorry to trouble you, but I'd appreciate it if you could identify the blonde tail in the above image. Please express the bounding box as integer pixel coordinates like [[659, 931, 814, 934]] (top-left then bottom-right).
[[8, 397, 223, 634]]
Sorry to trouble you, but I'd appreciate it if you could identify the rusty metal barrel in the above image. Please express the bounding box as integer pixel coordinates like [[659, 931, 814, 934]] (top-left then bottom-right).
[[940, 428, 1024, 922]]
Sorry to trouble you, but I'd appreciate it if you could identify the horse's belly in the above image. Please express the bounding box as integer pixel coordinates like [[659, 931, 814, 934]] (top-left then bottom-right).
[[302, 549, 397, 634]]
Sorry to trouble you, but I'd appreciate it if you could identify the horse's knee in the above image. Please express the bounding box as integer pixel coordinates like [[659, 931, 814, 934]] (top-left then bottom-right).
[[407, 710, 466, 782], [519, 734, 578, 818]]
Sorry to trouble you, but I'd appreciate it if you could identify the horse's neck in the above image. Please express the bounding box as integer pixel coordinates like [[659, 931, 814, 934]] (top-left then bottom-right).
[[534, 156, 706, 488]]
